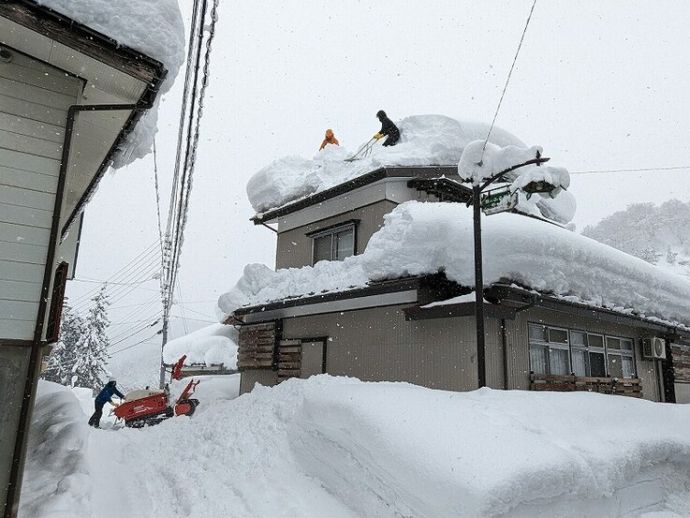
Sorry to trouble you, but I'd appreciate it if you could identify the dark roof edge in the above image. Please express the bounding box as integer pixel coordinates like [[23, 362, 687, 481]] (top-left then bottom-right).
[[7, 0, 172, 236], [228, 274, 689, 335], [227, 276, 426, 321], [5, 1, 166, 82], [252, 166, 460, 224]]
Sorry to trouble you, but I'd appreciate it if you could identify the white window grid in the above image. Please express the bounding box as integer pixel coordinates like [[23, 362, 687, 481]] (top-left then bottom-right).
[[310, 222, 356, 264], [528, 323, 637, 378]]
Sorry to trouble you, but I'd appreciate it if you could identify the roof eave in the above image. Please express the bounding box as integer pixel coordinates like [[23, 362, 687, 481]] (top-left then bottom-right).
[[251, 165, 462, 225]]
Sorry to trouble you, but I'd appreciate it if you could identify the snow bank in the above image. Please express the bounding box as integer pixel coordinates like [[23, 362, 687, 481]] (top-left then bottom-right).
[[23, 377, 690, 517], [219, 201, 690, 328], [37, 0, 185, 166], [20, 382, 91, 518], [247, 115, 525, 213], [162, 323, 238, 369]]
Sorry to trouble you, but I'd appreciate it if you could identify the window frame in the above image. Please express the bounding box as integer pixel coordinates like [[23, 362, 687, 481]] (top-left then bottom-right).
[[308, 221, 358, 264], [528, 322, 637, 379]]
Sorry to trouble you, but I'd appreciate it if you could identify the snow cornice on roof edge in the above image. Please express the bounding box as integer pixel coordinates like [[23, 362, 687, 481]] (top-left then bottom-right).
[[251, 165, 464, 224]]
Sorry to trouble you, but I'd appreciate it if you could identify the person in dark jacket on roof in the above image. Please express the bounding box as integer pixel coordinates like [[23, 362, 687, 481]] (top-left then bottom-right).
[[373, 110, 400, 147], [88, 378, 125, 428]]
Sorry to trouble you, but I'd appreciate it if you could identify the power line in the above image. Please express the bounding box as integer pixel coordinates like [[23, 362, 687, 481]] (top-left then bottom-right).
[[482, 0, 538, 158], [570, 165, 690, 175], [110, 333, 161, 356]]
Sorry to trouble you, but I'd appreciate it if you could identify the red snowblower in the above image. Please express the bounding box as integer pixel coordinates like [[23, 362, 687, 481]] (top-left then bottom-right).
[[114, 355, 199, 428]]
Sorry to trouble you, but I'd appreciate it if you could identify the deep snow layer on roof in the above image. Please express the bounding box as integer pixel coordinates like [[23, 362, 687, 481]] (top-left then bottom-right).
[[163, 323, 238, 369], [247, 115, 525, 213], [23, 377, 690, 517], [219, 201, 690, 328], [37, 0, 185, 166]]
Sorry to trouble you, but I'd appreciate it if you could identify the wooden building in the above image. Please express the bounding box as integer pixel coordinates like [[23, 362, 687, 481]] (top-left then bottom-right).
[[0, 2, 166, 515], [227, 166, 690, 403]]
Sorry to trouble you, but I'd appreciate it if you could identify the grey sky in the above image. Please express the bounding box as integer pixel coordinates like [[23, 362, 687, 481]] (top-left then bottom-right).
[[68, 0, 690, 350]]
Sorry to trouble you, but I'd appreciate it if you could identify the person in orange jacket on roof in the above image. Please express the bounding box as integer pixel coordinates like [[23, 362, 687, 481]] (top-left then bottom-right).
[[319, 128, 339, 150]]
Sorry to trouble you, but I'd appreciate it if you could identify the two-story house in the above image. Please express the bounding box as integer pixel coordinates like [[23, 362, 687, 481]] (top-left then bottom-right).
[[223, 116, 690, 406]]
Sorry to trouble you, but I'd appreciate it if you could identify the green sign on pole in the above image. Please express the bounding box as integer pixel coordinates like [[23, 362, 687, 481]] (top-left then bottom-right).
[[481, 187, 518, 215]]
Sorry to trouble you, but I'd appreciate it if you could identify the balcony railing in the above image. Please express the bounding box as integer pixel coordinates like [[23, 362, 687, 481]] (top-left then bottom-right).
[[529, 373, 642, 398]]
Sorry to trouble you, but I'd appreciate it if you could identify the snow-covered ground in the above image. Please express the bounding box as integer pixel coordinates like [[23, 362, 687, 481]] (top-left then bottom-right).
[[219, 201, 690, 329], [21, 377, 690, 518]]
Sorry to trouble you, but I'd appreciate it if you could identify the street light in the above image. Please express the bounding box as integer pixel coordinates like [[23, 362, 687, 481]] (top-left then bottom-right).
[[465, 150, 553, 388]]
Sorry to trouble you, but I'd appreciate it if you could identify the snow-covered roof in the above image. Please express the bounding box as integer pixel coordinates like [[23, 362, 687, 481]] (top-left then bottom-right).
[[35, 0, 185, 166], [163, 324, 238, 369], [247, 115, 525, 214], [220, 201, 690, 329], [248, 114, 576, 224]]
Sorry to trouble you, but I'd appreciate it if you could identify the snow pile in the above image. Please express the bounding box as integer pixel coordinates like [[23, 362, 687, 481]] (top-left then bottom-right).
[[20, 382, 92, 518], [22, 376, 690, 517], [220, 201, 690, 328], [247, 115, 525, 213], [37, 0, 185, 166], [162, 323, 238, 369], [457, 139, 573, 223]]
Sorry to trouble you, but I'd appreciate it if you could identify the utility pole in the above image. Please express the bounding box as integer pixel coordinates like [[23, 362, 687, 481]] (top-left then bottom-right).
[[468, 153, 551, 388], [473, 184, 486, 388]]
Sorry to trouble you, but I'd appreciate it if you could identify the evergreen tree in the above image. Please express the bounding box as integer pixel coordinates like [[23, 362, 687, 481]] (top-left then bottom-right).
[[71, 286, 111, 391], [42, 302, 85, 385]]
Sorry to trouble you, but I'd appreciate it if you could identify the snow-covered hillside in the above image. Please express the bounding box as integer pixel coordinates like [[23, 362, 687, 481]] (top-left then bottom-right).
[[583, 200, 690, 278], [22, 377, 690, 518]]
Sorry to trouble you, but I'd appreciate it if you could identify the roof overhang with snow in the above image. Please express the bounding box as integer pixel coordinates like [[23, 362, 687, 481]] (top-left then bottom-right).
[[0, 0, 167, 236], [228, 275, 689, 336], [251, 166, 465, 225]]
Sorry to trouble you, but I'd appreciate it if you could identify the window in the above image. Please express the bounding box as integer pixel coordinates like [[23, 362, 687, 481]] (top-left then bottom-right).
[[607, 337, 635, 378], [310, 222, 356, 264], [528, 324, 570, 375], [528, 323, 637, 378]]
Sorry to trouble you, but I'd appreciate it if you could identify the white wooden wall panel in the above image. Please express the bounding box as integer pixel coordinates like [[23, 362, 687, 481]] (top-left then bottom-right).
[[0, 147, 59, 176], [0, 94, 67, 126], [0, 166, 58, 193], [0, 51, 80, 340]]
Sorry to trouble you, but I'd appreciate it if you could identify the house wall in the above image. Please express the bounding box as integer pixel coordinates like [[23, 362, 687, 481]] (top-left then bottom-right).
[[240, 303, 665, 402], [0, 49, 81, 340], [505, 307, 662, 401], [275, 200, 397, 269], [240, 304, 506, 393]]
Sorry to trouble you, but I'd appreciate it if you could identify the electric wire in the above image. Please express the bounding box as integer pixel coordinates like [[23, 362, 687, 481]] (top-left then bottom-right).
[[481, 0, 538, 159], [570, 165, 690, 175]]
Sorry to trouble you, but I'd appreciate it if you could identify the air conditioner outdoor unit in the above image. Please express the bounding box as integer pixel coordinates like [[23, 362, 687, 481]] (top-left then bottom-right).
[[642, 337, 666, 360]]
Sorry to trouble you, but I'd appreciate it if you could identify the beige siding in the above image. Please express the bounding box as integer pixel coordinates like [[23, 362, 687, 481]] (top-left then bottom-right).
[[275, 200, 397, 269], [281, 305, 507, 392], [240, 303, 664, 401], [505, 307, 662, 401]]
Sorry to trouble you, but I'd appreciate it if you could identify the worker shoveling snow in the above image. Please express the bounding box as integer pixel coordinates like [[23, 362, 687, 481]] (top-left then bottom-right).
[[21, 376, 690, 518]]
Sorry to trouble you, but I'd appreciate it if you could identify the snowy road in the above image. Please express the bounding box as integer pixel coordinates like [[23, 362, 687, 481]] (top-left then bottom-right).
[[21, 377, 690, 518]]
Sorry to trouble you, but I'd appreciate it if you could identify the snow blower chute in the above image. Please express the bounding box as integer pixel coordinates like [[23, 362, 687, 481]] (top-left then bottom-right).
[[114, 355, 199, 428]]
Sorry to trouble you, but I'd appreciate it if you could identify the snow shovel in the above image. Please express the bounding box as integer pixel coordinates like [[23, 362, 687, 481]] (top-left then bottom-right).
[[345, 137, 377, 162]]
